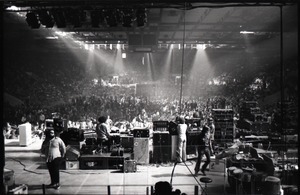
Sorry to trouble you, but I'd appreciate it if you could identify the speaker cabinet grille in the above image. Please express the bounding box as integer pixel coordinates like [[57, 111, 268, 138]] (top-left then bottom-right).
[[133, 138, 149, 164]]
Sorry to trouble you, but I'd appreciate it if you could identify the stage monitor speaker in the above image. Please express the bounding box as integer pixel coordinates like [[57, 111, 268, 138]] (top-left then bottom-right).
[[133, 138, 149, 164], [153, 132, 171, 163], [124, 160, 137, 172], [65, 145, 80, 161]]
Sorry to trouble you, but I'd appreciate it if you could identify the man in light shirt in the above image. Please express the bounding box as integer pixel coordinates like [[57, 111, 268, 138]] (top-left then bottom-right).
[[41, 129, 66, 190]]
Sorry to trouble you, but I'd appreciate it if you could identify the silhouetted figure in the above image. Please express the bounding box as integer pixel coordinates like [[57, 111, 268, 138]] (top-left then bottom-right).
[[194, 125, 211, 176], [154, 181, 172, 195]]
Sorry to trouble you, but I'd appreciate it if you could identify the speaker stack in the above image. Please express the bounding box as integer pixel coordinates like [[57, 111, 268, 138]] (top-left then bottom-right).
[[153, 131, 171, 163], [133, 128, 150, 164], [53, 118, 68, 133], [212, 109, 234, 143], [153, 121, 169, 131]]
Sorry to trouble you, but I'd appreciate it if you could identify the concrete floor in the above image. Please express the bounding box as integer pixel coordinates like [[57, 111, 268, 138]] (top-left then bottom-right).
[[5, 137, 231, 195]]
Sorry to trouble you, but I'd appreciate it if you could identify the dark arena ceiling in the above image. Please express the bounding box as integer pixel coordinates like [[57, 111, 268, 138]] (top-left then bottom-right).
[[1, 0, 298, 108], [2, 0, 298, 50]]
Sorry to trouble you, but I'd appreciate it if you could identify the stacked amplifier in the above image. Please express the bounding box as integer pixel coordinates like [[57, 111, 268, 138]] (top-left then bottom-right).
[[278, 101, 297, 128], [153, 121, 169, 131], [240, 101, 259, 121], [153, 131, 171, 163], [239, 101, 271, 134], [133, 128, 150, 164], [212, 109, 234, 142], [152, 121, 173, 163]]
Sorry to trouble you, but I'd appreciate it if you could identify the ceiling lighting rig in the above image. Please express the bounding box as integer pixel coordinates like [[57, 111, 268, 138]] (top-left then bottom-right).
[[103, 9, 119, 27], [37, 9, 54, 28], [64, 8, 86, 28], [90, 9, 104, 28], [136, 8, 147, 27], [51, 9, 66, 28], [25, 12, 40, 29], [121, 8, 134, 27], [23, 7, 148, 29]]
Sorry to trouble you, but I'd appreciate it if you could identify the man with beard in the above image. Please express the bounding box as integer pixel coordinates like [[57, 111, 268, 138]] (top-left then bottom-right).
[[41, 129, 66, 189]]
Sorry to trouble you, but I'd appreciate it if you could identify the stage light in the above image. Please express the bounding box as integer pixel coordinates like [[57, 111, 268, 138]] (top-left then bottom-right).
[[37, 10, 54, 28], [90, 10, 104, 28], [52, 9, 66, 28], [196, 44, 206, 50], [26, 12, 40, 29], [240, 31, 254, 34], [6, 6, 20, 11], [136, 8, 147, 27]]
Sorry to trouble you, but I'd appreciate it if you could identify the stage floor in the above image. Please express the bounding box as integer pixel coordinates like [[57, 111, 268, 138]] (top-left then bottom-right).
[[4, 137, 232, 195]]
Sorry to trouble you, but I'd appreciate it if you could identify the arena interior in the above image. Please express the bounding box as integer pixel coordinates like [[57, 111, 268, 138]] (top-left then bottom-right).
[[2, 1, 299, 195]]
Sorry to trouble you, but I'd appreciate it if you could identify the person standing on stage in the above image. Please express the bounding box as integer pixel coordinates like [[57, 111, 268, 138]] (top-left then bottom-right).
[[133, 108, 148, 127], [41, 129, 66, 189], [176, 116, 187, 163], [207, 117, 215, 155], [194, 125, 211, 176], [96, 116, 111, 152], [137, 108, 148, 123]]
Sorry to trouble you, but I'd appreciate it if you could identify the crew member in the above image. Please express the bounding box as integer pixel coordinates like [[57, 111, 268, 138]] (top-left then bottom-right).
[[176, 116, 187, 163], [207, 117, 215, 155], [194, 125, 211, 176], [96, 116, 111, 152], [41, 129, 66, 189]]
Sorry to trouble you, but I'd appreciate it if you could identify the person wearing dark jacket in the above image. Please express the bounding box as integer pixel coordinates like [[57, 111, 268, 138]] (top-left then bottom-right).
[[96, 116, 111, 152], [194, 125, 211, 176]]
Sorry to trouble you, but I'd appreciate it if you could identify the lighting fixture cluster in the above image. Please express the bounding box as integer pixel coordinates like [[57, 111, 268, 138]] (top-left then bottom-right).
[[25, 8, 147, 29], [26, 8, 85, 29], [98, 8, 147, 27]]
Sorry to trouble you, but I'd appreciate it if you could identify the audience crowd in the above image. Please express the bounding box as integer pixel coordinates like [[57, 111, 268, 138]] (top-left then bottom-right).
[[3, 57, 298, 140]]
